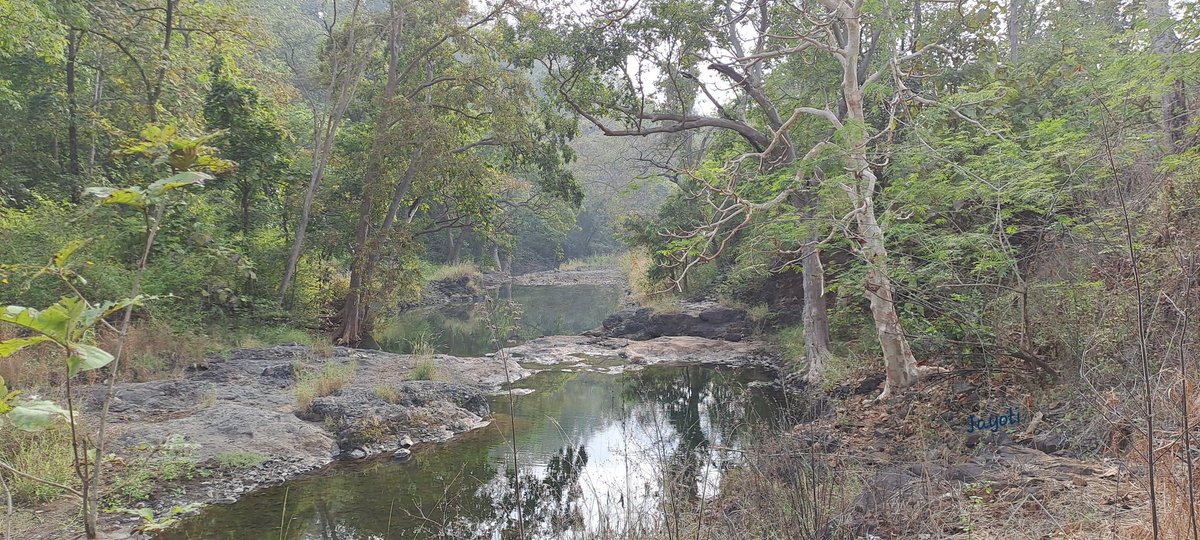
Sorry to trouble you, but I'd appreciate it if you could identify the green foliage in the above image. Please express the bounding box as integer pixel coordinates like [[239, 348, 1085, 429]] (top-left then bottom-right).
[[112, 503, 201, 533], [109, 436, 206, 506]]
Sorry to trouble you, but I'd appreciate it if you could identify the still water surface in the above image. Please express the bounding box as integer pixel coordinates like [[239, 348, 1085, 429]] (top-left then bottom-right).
[[165, 363, 789, 539], [373, 283, 625, 357]]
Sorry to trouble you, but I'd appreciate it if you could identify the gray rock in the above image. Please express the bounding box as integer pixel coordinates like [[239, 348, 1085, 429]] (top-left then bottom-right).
[[598, 301, 752, 341], [393, 448, 412, 461], [348, 448, 367, 460], [261, 363, 297, 380]]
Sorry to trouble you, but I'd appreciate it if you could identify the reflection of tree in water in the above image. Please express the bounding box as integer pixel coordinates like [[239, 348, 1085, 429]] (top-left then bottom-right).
[[470, 445, 589, 538], [620, 366, 775, 528]]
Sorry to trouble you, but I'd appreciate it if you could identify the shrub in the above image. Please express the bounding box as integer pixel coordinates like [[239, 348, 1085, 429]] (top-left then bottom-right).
[[295, 361, 357, 409], [426, 261, 481, 282]]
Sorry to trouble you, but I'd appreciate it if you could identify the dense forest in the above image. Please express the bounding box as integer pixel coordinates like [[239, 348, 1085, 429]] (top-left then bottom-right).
[[0, 0, 1198, 538]]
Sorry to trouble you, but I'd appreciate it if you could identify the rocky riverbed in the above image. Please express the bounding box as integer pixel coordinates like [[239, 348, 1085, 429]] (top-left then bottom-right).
[[26, 322, 780, 539]]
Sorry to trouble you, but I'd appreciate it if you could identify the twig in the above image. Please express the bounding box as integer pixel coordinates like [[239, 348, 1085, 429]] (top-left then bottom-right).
[[0, 460, 82, 499]]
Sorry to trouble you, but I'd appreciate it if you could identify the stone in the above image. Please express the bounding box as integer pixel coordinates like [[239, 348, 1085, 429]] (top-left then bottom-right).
[[598, 301, 752, 341], [393, 448, 412, 461], [348, 448, 367, 460]]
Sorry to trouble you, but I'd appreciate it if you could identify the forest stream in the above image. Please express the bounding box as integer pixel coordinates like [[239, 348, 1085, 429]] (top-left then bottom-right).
[[161, 279, 793, 539]]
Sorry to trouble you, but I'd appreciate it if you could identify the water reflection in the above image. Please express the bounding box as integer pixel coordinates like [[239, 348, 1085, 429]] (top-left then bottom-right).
[[164, 365, 787, 540], [374, 284, 624, 357]]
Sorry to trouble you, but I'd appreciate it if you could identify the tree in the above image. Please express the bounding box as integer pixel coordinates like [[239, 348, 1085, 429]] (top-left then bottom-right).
[[204, 55, 288, 237], [331, 0, 581, 345]]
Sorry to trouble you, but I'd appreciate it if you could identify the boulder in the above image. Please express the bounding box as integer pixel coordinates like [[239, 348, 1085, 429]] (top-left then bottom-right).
[[598, 301, 752, 341]]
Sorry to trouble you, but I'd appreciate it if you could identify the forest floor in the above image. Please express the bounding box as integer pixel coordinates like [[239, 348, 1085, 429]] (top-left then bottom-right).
[[760, 362, 1152, 539]]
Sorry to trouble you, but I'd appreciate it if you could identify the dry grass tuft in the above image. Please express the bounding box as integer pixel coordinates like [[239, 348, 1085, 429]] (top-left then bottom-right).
[[295, 360, 357, 410]]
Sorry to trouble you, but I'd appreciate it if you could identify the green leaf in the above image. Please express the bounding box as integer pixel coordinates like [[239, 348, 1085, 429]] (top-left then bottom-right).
[[147, 171, 211, 197], [78, 296, 151, 330], [0, 303, 72, 343], [51, 239, 89, 269], [83, 187, 148, 209], [7, 400, 70, 431], [67, 344, 114, 376], [0, 335, 52, 357]]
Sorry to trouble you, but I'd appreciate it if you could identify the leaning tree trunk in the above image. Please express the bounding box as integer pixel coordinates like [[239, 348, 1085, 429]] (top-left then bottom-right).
[[838, 0, 920, 398], [279, 0, 367, 303]]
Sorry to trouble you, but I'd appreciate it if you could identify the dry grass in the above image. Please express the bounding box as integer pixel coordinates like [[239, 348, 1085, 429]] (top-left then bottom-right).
[[295, 360, 357, 410], [426, 262, 481, 282], [559, 253, 618, 271], [0, 424, 78, 504], [407, 359, 439, 381], [374, 384, 403, 404]]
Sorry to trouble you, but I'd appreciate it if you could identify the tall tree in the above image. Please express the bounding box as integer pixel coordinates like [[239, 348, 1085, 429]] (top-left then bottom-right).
[[332, 0, 581, 345], [527, 0, 964, 394]]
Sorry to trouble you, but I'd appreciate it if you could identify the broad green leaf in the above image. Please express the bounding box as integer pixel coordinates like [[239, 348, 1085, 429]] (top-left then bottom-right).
[[67, 344, 114, 376], [7, 400, 70, 431], [84, 186, 148, 209], [52, 239, 88, 268], [147, 171, 212, 196], [78, 296, 151, 330], [0, 335, 52, 357], [0, 304, 70, 343]]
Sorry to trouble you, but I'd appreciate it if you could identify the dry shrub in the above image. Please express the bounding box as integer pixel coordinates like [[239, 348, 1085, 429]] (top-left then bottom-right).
[[700, 436, 856, 539], [1124, 376, 1200, 539], [0, 324, 60, 390], [95, 321, 217, 381], [0, 424, 77, 504]]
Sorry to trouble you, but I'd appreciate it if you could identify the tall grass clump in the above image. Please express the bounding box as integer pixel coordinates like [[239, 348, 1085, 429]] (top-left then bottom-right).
[[559, 253, 618, 271], [408, 360, 439, 381], [426, 262, 481, 282], [0, 425, 77, 504], [295, 361, 357, 410]]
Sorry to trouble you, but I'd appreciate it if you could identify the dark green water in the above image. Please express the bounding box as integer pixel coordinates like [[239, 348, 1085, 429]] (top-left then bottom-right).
[[164, 364, 791, 539], [373, 283, 625, 357]]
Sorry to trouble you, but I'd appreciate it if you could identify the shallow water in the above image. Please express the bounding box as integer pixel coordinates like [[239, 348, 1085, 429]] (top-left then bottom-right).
[[164, 363, 791, 539], [373, 283, 624, 357]]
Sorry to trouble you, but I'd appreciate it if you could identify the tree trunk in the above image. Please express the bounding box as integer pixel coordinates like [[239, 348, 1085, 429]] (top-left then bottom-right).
[[1006, 0, 1020, 64], [334, 0, 406, 346], [838, 0, 920, 398], [337, 194, 374, 345], [66, 29, 81, 201], [280, 0, 367, 302], [801, 240, 833, 384], [240, 183, 252, 236], [447, 230, 461, 265], [1147, 0, 1189, 150]]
